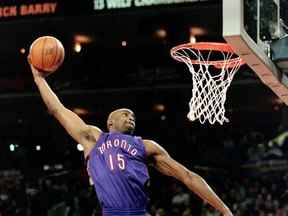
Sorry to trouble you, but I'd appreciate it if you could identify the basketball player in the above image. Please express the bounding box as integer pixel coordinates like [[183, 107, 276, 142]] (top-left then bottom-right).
[[28, 62, 233, 216]]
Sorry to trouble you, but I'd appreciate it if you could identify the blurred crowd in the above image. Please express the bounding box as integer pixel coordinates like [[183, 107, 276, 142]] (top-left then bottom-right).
[[1, 168, 288, 216], [1, 128, 288, 216], [149, 172, 288, 216]]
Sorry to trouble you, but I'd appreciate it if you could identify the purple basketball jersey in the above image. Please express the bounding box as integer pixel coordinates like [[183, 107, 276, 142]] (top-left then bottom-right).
[[87, 132, 150, 215]]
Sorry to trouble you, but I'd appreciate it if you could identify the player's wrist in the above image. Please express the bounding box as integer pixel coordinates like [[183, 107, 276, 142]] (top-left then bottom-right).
[[34, 75, 45, 83]]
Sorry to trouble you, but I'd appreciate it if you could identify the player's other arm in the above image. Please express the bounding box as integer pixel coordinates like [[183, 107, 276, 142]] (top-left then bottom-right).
[[143, 139, 233, 216], [29, 62, 101, 154]]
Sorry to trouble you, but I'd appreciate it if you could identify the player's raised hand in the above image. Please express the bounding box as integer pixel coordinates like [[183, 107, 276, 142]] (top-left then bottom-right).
[[27, 56, 47, 79]]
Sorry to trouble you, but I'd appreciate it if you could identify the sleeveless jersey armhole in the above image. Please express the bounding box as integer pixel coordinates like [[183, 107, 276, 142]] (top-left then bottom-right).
[[85, 132, 106, 161], [135, 136, 148, 160]]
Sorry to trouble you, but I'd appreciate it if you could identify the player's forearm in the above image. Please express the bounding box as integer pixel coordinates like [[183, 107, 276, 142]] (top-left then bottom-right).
[[184, 172, 230, 214], [34, 76, 64, 114]]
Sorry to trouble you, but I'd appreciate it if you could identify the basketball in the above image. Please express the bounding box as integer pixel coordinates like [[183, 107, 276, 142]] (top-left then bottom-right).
[[29, 36, 65, 73]]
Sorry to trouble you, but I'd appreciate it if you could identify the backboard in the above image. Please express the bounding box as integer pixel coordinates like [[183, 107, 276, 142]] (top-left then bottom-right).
[[223, 0, 288, 105]]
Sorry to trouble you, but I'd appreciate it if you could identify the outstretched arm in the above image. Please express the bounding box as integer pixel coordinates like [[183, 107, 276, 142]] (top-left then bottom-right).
[[143, 139, 232, 216], [29, 61, 102, 155]]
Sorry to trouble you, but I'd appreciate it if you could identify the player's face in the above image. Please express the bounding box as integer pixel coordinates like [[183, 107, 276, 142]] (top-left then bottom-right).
[[112, 110, 136, 134]]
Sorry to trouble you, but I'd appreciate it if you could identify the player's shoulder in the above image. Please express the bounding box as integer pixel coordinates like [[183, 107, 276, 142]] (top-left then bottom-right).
[[83, 125, 103, 158], [87, 125, 102, 139], [142, 139, 157, 145], [142, 139, 165, 156]]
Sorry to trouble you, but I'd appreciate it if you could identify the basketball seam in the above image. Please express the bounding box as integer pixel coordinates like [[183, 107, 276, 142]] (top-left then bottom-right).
[[41, 37, 47, 71], [51, 38, 58, 71]]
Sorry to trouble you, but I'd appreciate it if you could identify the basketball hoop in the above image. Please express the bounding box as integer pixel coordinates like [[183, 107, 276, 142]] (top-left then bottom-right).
[[171, 42, 245, 125]]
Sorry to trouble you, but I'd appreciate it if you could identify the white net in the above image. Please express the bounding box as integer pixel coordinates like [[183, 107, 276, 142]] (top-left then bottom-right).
[[171, 43, 243, 124]]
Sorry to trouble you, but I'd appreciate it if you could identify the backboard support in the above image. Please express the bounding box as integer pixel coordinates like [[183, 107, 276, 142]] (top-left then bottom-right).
[[223, 0, 288, 105]]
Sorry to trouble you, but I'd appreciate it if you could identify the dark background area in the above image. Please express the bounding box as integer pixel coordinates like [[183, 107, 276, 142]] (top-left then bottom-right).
[[0, 0, 288, 215], [0, 0, 284, 165]]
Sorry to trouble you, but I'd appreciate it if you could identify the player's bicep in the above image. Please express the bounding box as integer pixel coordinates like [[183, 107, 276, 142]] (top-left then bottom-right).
[[54, 107, 102, 146], [144, 140, 189, 181], [154, 152, 190, 182]]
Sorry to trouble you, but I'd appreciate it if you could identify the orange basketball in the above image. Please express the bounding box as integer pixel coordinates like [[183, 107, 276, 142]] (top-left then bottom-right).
[[29, 36, 65, 73]]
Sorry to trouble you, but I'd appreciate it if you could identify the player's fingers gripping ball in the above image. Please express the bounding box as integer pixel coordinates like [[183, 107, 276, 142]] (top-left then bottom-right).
[[29, 36, 65, 74]]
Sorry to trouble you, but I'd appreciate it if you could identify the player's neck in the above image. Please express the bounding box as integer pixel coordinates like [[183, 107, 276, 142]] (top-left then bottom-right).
[[109, 129, 133, 135], [109, 129, 123, 134]]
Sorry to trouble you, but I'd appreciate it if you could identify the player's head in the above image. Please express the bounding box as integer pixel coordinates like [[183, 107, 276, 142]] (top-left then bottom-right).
[[107, 108, 136, 134]]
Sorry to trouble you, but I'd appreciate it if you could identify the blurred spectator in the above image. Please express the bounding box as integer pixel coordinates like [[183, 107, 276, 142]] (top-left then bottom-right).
[[1, 128, 288, 216]]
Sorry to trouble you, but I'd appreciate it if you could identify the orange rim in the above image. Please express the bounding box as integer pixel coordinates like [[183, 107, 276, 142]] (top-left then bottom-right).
[[171, 42, 245, 69]]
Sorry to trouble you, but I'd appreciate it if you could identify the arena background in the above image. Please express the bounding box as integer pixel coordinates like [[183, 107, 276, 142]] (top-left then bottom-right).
[[0, 0, 288, 215]]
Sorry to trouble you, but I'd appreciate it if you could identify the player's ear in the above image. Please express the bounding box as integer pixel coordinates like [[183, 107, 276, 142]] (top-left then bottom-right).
[[107, 119, 113, 129]]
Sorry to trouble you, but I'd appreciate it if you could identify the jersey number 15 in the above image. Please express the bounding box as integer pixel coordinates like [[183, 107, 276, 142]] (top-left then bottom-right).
[[108, 154, 126, 170]]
